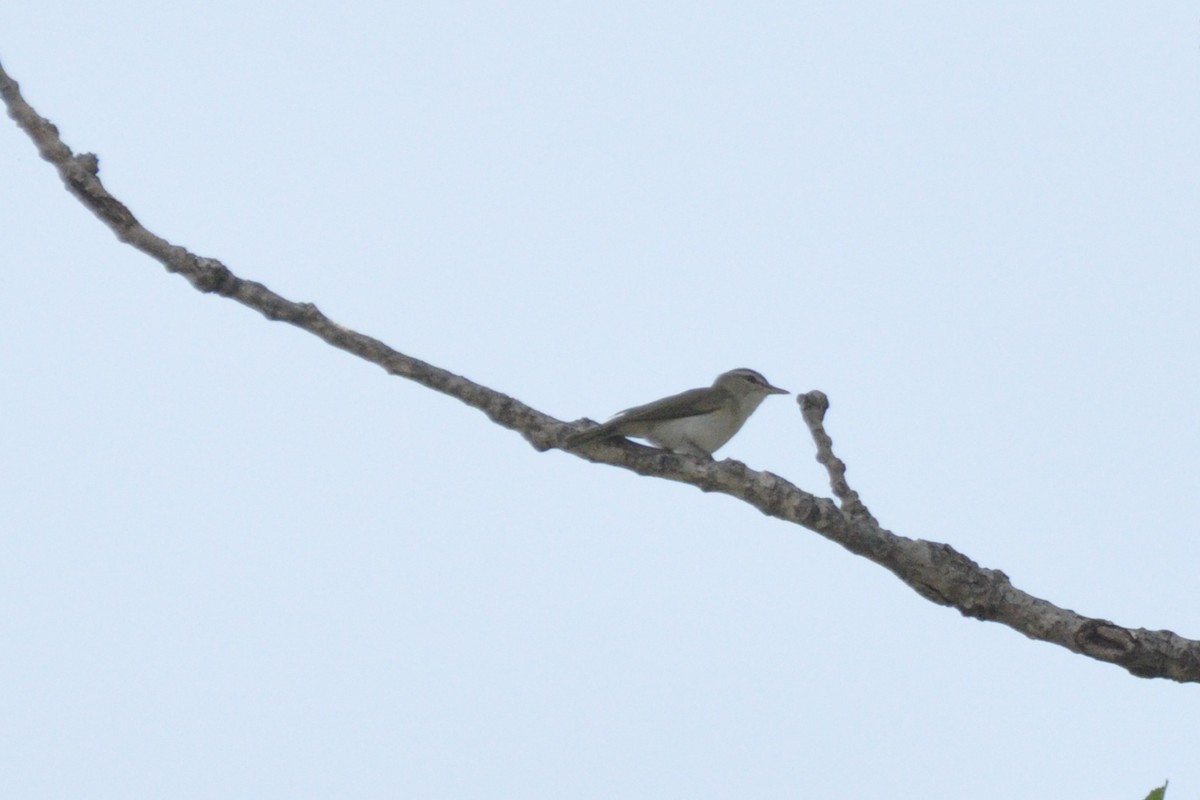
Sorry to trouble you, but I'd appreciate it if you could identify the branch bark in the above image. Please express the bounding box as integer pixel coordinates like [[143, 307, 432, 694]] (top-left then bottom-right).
[[5, 60, 1198, 683]]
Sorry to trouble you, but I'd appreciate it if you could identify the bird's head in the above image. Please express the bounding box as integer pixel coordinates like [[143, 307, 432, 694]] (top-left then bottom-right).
[[714, 368, 789, 399]]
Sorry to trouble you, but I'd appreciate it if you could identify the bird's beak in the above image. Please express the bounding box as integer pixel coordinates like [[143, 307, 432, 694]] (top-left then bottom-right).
[[767, 384, 789, 395]]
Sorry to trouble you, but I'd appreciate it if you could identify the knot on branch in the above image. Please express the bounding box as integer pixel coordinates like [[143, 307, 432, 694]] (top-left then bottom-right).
[[1075, 619, 1135, 658], [798, 390, 829, 421], [192, 258, 238, 295], [76, 152, 99, 175]]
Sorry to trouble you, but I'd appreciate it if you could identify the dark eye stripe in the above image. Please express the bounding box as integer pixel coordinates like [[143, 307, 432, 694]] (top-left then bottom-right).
[[730, 368, 769, 386]]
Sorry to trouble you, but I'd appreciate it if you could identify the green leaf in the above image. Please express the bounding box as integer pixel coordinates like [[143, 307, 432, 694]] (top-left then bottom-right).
[[1142, 780, 1168, 800]]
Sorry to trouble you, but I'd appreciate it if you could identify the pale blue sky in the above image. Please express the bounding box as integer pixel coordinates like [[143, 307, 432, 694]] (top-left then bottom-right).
[[3, 3, 1198, 797]]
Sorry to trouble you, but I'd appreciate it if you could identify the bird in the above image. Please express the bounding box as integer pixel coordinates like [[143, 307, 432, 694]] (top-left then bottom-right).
[[567, 368, 789, 457]]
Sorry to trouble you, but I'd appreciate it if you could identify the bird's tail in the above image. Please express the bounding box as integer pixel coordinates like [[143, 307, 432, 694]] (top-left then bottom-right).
[[565, 421, 618, 448]]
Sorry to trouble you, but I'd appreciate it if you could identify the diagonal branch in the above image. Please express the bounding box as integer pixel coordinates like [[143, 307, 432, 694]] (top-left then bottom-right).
[[798, 390, 875, 522], [4, 60, 1198, 683]]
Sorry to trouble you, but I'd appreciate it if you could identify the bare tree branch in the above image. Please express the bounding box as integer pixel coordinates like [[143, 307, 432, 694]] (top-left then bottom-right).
[[5, 60, 1198, 683], [798, 390, 875, 523]]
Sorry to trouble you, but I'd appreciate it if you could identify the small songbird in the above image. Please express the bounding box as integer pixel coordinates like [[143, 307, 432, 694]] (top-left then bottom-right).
[[567, 368, 789, 457]]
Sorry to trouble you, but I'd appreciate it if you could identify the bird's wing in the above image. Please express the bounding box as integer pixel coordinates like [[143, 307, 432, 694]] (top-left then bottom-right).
[[611, 386, 726, 423], [566, 386, 727, 447]]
